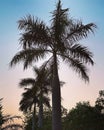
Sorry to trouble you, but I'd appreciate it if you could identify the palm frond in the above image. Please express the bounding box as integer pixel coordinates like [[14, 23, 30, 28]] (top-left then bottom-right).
[[33, 66, 41, 77], [51, 0, 69, 41], [19, 91, 36, 112], [33, 65, 52, 89], [3, 115, 21, 124], [19, 78, 35, 88], [10, 48, 47, 69], [67, 21, 97, 42], [60, 54, 89, 82], [68, 58, 89, 82], [19, 82, 40, 113], [2, 124, 23, 130], [19, 99, 34, 112], [18, 14, 35, 31], [18, 15, 50, 49], [68, 43, 94, 65], [22, 88, 38, 98]]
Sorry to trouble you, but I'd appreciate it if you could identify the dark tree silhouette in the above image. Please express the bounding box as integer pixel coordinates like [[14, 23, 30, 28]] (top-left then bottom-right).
[[19, 66, 51, 130]]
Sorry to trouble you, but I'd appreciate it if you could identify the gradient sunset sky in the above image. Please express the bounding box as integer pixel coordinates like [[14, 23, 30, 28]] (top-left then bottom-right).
[[0, 0, 104, 116]]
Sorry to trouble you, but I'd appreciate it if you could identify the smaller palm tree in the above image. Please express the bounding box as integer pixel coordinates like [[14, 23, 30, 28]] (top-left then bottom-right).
[[19, 66, 51, 130]]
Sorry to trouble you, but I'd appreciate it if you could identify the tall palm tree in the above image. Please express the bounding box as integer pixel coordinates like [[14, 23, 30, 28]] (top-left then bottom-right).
[[10, 1, 96, 130], [19, 66, 51, 130]]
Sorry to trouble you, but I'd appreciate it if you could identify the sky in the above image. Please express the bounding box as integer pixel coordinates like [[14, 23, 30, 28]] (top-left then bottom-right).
[[0, 0, 104, 117]]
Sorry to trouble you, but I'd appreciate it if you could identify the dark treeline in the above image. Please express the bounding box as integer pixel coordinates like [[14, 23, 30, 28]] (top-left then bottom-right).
[[1, 91, 104, 130], [23, 90, 104, 130]]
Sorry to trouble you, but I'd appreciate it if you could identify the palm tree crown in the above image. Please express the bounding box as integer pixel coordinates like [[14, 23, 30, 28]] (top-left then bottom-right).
[[10, 3, 96, 81]]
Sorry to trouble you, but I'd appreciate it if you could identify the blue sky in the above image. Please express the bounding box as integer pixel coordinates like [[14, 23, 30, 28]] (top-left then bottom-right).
[[0, 0, 104, 115]]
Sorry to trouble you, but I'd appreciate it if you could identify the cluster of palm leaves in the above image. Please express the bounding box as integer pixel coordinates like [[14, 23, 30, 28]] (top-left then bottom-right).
[[10, 0, 96, 130]]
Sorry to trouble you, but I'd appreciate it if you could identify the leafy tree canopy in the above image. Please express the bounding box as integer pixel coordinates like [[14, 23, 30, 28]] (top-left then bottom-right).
[[64, 101, 104, 130]]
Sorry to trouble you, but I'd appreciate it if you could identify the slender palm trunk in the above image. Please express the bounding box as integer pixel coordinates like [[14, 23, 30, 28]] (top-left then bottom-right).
[[52, 52, 62, 130], [38, 89, 43, 128], [32, 104, 36, 130]]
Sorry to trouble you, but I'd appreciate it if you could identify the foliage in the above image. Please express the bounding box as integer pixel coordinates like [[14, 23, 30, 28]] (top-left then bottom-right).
[[63, 101, 104, 130], [22, 90, 104, 130], [23, 108, 51, 130], [23, 112, 36, 130], [23, 106, 68, 130], [23, 101, 104, 130], [95, 90, 104, 112]]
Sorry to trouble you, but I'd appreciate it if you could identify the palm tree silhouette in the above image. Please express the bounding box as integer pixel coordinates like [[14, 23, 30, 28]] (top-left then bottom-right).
[[0, 98, 23, 130], [10, 1, 96, 130], [19, 66, 51, 130]]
